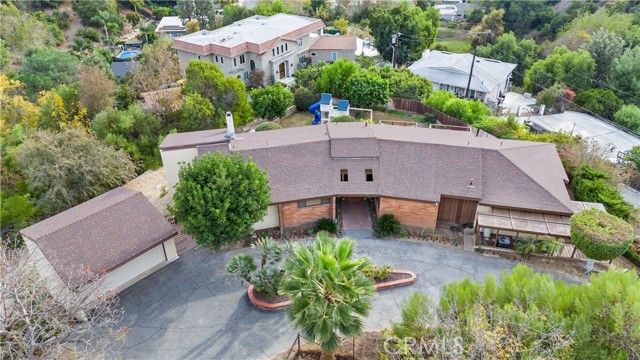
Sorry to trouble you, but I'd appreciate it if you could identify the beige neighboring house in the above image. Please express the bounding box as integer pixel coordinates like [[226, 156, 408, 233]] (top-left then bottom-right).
[[20, 187, 178, 295], [155, 16, 187, 38], [172, 13, 357, 86]]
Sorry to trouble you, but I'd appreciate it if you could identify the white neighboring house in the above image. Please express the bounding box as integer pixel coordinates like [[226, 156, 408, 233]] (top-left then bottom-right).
[[172, 14, 356, 86], [434, 5, 460, 22], [408, 50, 517, 106], [155, 16, 187, 38], [20, 187, 179, 296]]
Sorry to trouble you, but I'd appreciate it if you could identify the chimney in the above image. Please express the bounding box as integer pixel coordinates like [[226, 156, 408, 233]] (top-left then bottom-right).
[[225, 111, 235, 139]]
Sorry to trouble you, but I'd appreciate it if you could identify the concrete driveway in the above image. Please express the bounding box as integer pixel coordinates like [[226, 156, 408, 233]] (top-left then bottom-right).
[[119, 238, 519, 360]]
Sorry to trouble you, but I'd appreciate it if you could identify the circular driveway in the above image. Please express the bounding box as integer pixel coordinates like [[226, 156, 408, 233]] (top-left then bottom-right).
[[119, 238, 519, 360]]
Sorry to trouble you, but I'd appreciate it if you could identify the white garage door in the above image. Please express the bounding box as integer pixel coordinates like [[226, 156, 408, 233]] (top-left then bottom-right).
[[254, 205, 280, 230], [103, 244, 166, 291]]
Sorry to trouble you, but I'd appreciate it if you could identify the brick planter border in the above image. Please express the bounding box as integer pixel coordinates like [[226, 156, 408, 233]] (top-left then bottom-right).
[[248, 270, 417, 311]]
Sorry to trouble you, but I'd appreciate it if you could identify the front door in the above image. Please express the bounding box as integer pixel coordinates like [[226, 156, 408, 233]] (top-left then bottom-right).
[[279, 62, 286, 79]]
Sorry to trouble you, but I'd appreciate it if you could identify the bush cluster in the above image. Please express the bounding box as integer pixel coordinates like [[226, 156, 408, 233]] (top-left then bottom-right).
[[294, 87, 316, 111], [255, 122, 282, 132], [571, 166, 633, 220], [362, 264, 392, 281], [332, 115, 357, 123], [314, 217, 338, 234], [570, 208, 633, 261], [375, 214, 401, 237]]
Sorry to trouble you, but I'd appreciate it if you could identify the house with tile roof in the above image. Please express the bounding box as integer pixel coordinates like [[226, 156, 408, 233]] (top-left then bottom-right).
[[172, 13, 356, 86], [159, 122, 603, 244], [20, 187, 178, 294], [408, 50, 517, 106]]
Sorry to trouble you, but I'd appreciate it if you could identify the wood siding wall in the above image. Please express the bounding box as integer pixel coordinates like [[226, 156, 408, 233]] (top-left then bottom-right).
[[280, 201, 333, 230], [438, 196, 478, 224], [378, 197, 438, 230]]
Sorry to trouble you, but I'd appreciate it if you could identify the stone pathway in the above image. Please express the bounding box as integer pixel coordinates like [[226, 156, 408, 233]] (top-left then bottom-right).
[[118, 238, 526, 360]]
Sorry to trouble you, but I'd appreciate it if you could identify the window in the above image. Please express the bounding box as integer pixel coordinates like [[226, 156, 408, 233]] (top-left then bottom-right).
[[311, 52, 317, 57], [272, 49, 275, 57], [233, 57, 237, 67], [197, 55, 201, 60], [280, 45, 284, 53], [276, 47, 280, 55], [297, 37, 303, 47], [285, 43, 288, 51], [220, 57, 224, 64], [298, 198, 331, 208], [331, 52, 337, 61], [239, 54, 245, 64], [299, 55, 305, 64], [340, 169, 348, 182], [243, 71, 249, 80], [215, 55, 218, 63], [365, 169, 373, 182]]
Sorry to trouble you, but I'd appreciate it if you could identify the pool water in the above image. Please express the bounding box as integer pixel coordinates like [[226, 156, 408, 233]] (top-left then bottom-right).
[[117, 51, 140, 60]]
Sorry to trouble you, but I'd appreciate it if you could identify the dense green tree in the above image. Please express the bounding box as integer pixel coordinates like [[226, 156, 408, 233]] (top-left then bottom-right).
[[369, 2, 439, 65], [344, 73, 389, 108], [0, 39, 10, 69], [18, 49, 80, 98], [294, 87, 317, 111], [317, 58, 358, 98], [0, 193, 38, 230], [481, 0, 554, 36], [280, 233, 374, 360], [367, 66, 433, 101], [611, 46, 640, 105], [179, 93, 225, 132], [0, 3, 57, 54], [581, 27, 626, 83], [222, 4, 254, 26], [250, 83, 294, 120], [15, 128, 135, 217], [571, 208, 633, 261], [571, 165, 633, 219], [388, 265, 640, 359], [524, 46, 596, 94], [625, 145, 640, 172], [424, 90, 456, 111], [574, 88, 624, 119], [293, 61, 327, 91], [554, 11, 640, 51], [253, 0, 293, 16], [92, 104, 164, 171], [470, 8, 504, 45], [169, 152, 271, 249], [73, 0, 118, 24], [614, 104, 640, 132], [477, 32, 541, 86], [182, 60, 253, 125]]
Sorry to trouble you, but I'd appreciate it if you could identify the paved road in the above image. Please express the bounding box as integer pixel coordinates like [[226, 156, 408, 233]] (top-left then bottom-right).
[[119, 239, 520, 360]]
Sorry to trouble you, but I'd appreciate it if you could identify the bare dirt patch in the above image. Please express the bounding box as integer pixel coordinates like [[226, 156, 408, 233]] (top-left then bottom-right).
[[272, 331, 382, 360]]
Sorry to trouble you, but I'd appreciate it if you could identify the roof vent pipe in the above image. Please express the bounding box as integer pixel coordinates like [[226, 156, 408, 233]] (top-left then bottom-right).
[[225, 111, 235, 139]]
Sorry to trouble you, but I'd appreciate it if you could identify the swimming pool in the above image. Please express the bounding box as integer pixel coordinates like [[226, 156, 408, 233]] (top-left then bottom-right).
[[116, 51, 140, 60]]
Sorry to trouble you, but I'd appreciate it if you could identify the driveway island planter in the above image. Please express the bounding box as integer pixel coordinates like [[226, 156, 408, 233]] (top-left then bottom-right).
[[248, 270, 417, 311]]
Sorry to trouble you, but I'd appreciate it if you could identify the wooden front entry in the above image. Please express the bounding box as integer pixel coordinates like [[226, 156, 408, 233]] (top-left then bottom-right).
[[278, 62, 286, 79], [437, 196, 478, 224]]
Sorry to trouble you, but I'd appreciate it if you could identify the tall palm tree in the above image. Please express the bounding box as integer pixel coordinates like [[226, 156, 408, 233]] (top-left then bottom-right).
[[280, 232, 375, 360]]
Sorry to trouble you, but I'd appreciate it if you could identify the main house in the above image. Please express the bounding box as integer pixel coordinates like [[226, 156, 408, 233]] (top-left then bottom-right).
[[408, 50, 517, 107], [160, 121, 601, 244], [172, 13, 357, 86]]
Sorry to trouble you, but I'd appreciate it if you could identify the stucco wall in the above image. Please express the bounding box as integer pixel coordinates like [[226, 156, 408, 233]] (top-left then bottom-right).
[[25, 238, 72, 298], [161, 147, 199, 189], [254, 204, 280, 230], [103, 241, 172, 291], [378, 197, 439, 230], [281, 199, 333, 230], [309, 49, 355, 63]]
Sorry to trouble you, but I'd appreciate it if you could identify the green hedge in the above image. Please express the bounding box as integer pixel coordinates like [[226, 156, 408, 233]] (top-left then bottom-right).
[[332, 115, 357, 122], [570, 208, 633, 261], [624, 249, 640, 267], [255, 122, 283, 132], [571, 165, 633, 220], [294, 87, 316, 111]]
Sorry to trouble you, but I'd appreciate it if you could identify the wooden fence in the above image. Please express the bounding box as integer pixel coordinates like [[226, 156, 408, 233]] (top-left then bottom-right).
[[390, 97, 469, 128]]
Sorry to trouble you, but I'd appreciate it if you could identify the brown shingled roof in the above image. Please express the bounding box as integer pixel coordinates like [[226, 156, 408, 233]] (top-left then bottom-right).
[[182, 123, 574, 213], [310, 36, 358, 51], [20, 187, 177, 283]]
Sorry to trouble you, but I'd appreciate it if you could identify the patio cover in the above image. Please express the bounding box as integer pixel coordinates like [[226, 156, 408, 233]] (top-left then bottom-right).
[[476, 202, 606, 238]]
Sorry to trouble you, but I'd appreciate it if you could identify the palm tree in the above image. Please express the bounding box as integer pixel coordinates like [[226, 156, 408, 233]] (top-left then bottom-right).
[[280, 232, 375, 360]]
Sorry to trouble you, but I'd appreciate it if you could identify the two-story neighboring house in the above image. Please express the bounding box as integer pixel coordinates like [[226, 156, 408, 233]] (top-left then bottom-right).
[[172, 14, 356, 86], [408, 50, 517, 107]]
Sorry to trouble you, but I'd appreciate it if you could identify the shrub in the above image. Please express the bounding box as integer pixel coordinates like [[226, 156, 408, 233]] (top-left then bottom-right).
[[314, 217, 338, 234], [343, 72, 390, 108], [571, 166, 633, 220], [424, 90, 456, 111], [255, 122, 283, 132], [294, 87, 316, 111], [332, 115, 357, 122], [446, 22, 458, 29], [362, 264, 392, 281], [250, 83, 293, 120], [571, 208, 633, 261], [375, 214, 401, 237]]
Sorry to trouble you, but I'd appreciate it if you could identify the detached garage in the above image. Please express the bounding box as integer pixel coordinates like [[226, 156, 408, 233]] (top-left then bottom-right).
[[20, 187, 178, 294]]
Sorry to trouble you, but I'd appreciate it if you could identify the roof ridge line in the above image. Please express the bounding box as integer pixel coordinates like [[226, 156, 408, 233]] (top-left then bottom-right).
[[492, 149, 573, 213], [33, 190, 141, 241]]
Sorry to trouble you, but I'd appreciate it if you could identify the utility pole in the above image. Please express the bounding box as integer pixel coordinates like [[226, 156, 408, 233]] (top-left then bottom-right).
[[391, 33, 399, 68], [465, 30, 491, 99]]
